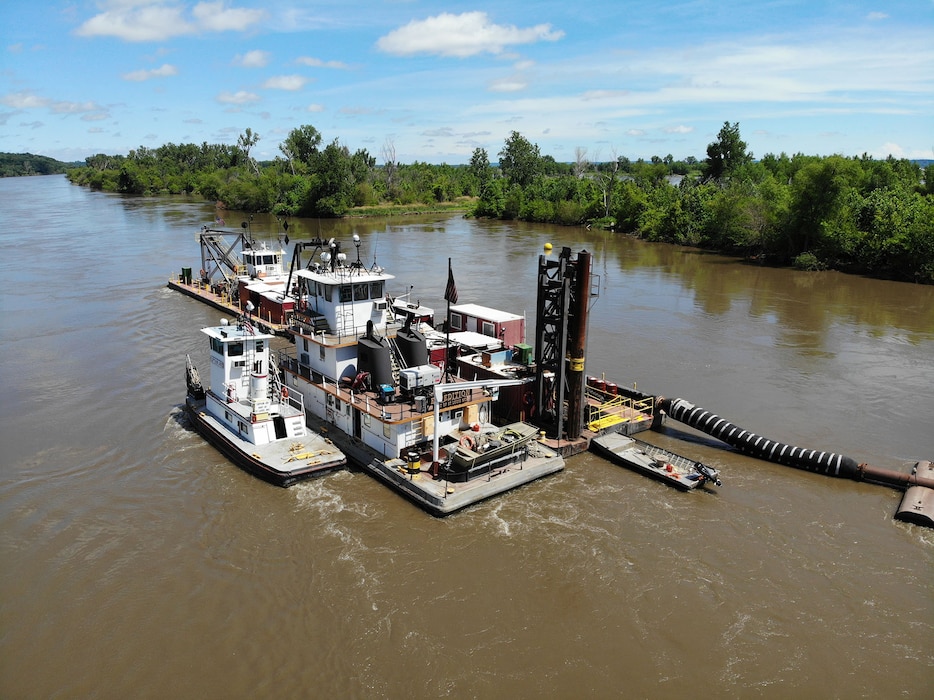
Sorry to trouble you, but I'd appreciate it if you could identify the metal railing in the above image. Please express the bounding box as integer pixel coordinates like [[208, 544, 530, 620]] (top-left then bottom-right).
[[586, 388, 655, 432]]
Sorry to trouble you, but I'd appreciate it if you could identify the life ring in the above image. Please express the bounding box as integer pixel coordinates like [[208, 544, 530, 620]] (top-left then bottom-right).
[[281, 387, 289, 399], [459, 435, 475, 451]]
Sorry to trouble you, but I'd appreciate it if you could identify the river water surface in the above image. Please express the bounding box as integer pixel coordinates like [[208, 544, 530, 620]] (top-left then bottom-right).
[[1, 175, 932, 699]]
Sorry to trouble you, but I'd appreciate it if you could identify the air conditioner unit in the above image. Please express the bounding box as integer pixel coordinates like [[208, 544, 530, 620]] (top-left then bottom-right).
[[373, 300, 388, 311]]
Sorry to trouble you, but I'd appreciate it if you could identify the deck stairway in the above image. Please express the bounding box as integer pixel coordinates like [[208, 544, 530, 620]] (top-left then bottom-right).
[[387, 337, 406, 385]]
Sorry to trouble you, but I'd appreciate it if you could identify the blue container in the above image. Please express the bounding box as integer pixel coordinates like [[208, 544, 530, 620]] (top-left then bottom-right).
[[377, 384, 394, 404]]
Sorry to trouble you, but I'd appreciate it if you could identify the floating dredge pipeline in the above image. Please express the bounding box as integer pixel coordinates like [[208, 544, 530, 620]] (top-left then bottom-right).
[[656, 397, 934, 527]]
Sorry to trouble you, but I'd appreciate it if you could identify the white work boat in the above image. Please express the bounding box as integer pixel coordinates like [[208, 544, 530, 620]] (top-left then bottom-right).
[[185, 317, 346, 486]]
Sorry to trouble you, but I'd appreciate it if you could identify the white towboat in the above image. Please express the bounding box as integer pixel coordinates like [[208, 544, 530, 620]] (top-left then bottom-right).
[[590, 432, 721, 491], [185, 317, 346, 486], [277, 237, 564, 515]]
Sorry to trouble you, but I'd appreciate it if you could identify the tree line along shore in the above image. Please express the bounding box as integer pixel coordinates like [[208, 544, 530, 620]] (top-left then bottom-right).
[[12, 122, 934, 283]]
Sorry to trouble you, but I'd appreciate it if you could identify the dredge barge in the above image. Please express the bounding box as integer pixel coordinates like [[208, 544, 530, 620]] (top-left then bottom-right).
[[173, 231, 932, 527]]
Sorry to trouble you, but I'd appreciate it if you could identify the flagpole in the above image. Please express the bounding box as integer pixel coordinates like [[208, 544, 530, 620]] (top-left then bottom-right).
[[445, 258, 452, 380]]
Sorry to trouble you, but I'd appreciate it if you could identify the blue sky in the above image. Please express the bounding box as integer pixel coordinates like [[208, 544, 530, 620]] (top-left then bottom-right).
[[2, 1, 932, 165]]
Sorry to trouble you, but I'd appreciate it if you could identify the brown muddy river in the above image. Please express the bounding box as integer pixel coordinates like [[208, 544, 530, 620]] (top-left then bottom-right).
[[1, 175, 932, 698]]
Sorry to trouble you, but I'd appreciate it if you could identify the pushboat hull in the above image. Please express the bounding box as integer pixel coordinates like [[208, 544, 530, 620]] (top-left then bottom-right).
[[186, 396, 346, 487]]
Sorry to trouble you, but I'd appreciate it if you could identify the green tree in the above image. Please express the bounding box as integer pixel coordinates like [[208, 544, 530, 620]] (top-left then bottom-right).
[[237, 128, 261, 175], [305, 139, 354, 216], [498, 131, 541, 188], [469, 147, 493, 197], [705, 121, 751, 181], [279, 125, 322, 175]]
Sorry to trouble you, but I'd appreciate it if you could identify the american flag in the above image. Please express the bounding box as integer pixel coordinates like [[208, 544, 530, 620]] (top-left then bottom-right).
[[444, 260, 458, 304]]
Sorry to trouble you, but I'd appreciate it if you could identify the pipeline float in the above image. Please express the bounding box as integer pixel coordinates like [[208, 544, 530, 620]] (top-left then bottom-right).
[[656, 397, 934, 527]]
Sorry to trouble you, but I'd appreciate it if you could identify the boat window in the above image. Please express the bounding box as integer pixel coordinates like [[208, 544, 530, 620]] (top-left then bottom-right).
[[263, 255, 275, 265], [210, 337, 224, 354], [370, 281, 383, 299], [353, 283, 369, 300], [319, 344, 326, 361], [481, 321, 495, 337], [340, 285, 352, 302], [255, 340, 264, 354], [450, 312, 463, 331], [228, 342, 243, 357]]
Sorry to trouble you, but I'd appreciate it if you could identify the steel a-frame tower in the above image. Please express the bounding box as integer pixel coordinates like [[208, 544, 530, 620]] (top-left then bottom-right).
[[534, 247, 593, 441]]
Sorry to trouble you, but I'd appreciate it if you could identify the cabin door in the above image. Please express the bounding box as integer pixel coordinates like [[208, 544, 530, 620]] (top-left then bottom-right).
[[273, 415, 287, 439], [353, 408, 362, 440]]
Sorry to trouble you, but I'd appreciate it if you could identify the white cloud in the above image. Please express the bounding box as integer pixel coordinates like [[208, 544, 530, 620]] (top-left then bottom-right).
[[51, 100, 102, 114], [1, 91, 50, 109], [296, 56, 349, 69], [1, 91, 112, 121], [217, 90, 260, 104], [76, 3, 194, 41], [867, 12, 889, 21], [235, 50, 270, 68], [262, 75, 308, 91], [376, 11, 564, 58], [306, 104, 325, 113], [489, 77, 527, 93], [192, 2, 264, 32], [122, 63, 178, 81], [75, 1, 265, 42], [663, 125, 694, 134]]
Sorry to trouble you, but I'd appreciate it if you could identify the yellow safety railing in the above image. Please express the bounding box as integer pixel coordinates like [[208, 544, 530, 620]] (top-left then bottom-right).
[[586, 391, 655, 432]]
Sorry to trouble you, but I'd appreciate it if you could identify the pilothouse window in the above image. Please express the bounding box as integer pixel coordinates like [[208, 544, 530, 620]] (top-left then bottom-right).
[[228, 342, 243, 356], [353, 283, 369, 300]]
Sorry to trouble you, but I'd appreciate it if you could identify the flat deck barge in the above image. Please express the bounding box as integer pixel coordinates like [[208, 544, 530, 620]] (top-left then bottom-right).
[[168, 274, 291, 337]]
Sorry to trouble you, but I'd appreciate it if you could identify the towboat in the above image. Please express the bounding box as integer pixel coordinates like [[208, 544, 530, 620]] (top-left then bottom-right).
[[185, 317, 346, 486], [590, 431, 721, 491], [277, 238, 564, 515]]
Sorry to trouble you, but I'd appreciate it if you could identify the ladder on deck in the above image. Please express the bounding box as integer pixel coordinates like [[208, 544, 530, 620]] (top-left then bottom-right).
[[387, 337, 406, 386]]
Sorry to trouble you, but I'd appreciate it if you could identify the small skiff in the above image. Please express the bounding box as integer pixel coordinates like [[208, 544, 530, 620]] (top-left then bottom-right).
[[590, 432, 721, 491]]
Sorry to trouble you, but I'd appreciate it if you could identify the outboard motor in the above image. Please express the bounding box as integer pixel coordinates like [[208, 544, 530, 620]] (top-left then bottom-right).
[[695, 462, 722, 487]]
